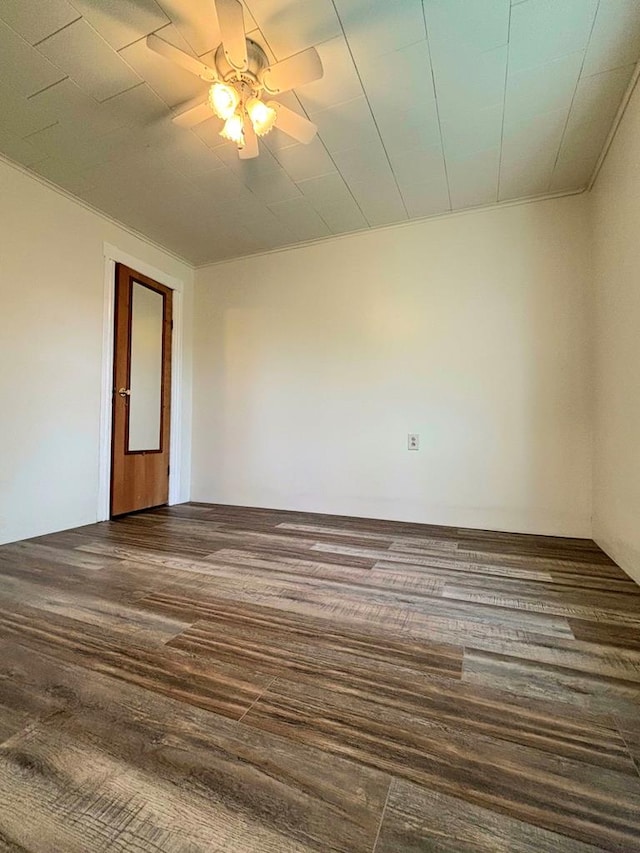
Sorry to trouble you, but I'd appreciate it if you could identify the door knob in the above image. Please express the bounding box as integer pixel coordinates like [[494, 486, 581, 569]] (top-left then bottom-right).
[[118, 388, 131, 398]]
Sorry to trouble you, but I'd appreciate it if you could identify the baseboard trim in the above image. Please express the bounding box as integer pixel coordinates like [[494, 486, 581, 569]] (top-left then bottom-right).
[[187, 500, 594, 543]]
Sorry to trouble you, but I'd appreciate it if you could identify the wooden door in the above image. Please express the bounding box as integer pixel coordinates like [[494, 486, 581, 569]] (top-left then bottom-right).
[[111, 263, 172, 516]]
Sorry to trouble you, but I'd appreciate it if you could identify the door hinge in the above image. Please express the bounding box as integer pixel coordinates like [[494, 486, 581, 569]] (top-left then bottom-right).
[[167, 464, 170, 476], [170, 320, 174, 331]]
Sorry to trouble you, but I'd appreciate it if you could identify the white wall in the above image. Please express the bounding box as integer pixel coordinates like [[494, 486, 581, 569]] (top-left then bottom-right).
[[0, 157, 194, 545], [590, 77, 640, 583], [192, 195, 593, 537]]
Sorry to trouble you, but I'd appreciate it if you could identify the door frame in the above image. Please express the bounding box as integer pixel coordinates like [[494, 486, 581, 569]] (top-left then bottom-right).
[[97, 242, 186, 521]]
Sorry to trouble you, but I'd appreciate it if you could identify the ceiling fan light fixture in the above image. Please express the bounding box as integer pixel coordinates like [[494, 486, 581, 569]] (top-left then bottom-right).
[[246, 97, 277, 136], [220, 111, 245, 146], [209, 82, 240, 120]]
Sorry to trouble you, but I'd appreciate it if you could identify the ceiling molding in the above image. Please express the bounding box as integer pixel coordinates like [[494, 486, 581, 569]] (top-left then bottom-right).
[[194, 187, 587, 271], [587, 62, 640, 192], [0, 151, 194, 269]]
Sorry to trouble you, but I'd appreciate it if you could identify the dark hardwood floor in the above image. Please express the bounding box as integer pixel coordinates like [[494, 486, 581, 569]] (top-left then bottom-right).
[[1, 503, 640, 852]]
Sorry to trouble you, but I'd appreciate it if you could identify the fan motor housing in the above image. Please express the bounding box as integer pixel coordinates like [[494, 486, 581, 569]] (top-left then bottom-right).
[[215, 39, 269, 89]]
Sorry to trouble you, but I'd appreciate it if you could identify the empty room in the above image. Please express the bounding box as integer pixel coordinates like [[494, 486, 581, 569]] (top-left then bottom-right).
[[1, 0, 640, 850]]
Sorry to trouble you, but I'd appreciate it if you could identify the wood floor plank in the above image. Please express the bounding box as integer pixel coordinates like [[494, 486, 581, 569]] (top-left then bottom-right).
[[157, 548, 575, 639], [463, 647, 640, 717], [443, 584, 640, 626], [0, 604, 272, 720], [147, 594, 462, 677], [373, 778, 607, 853], [164, 615, 635, 773], [569, 619, 640, 650], [204, 548, 445, 597], [243, 677, 640, 850], [376, 558, 638, 593], [372, 553, 558, 581], [0, 639, 69, 744], [0, 575, 188, 644], [0, 502, 638, 851], [169, 619, 467, 699], [0, 641, 389, 853]]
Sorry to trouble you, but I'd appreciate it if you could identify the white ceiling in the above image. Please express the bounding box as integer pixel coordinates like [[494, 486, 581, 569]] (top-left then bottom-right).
[[1, 0, 639, 265]]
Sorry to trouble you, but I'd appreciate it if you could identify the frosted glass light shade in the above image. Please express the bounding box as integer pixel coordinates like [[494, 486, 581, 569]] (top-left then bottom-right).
[[246, 97, 277, 136], [209, 83, 240, 120]]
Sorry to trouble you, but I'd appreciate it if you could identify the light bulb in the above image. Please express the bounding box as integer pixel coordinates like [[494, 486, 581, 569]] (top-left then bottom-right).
[[209, 83, 239, 120], [220, 112, 245, 146], [246, 97, 277, 136]]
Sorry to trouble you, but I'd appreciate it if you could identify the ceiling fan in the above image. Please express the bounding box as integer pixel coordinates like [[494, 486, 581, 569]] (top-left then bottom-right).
[[146, 0, 323, 159]]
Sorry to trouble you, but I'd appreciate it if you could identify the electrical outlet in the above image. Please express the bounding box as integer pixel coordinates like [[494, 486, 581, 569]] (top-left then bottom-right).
[[408, 433, 419, 450]]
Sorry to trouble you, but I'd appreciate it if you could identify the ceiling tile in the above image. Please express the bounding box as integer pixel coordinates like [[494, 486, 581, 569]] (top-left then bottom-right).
[[26, 77, 122, 134], [499, 155, 555, 201], [155, 0, 257, 57], [375, 110, 442, 158], [184, 193, 262, 232], [358, 40, 436, 119], [242, 167, 302, 205], [447, 146, 500, 208], [388, 144, 447, 192], [1, 0, 639, 265], [102, 82, 171, 129], [502, 106, 568, 156], [0, 128, 47, 168], [400, 173, 451, 219], [192, 115, 227, 150], [509, 0, 599, 74], [311, 96, 381, 154], [296, 36, 363, 114], [347, 173, 407, 226], [296, 171, 354, 208], [558, 63, 636, 162], [70, 0, 170, 51], [161, 133, 226, 181], [273, 138, 336, 181], [26, 121, 136, 171], [192, 166, 259, 207], [318, 200, 368, 234], [37, 18, 141, 101], [499, 109, 568, 200], [504, 51, 583, 127], [238, 210, 294, 246], [35, 157, 125, 198], [550, 152, 598, 192], [583, 0, 640, 75], [330, 138, 390, 183], [119, 24, 209, 108], [0, 19, 65, 97], [569, 63, 636, 127], [441, 103, 504, 159], [245, 0, 341, 60], [431, 44, 508, 120], [424, 0, 509, 52], [268, 197, 332, 241], [0, 0, 79, 45], [0, 85, 59, 137], [334, 0, 425, 63]]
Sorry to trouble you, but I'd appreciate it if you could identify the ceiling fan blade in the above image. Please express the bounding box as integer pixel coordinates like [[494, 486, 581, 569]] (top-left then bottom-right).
[[260, 47, 323, 95], [172, 97, 213, 128], [239, 115, 259, 159], [214, 0, 248, 72], [271, 102, 317, 144], [146, 34, 216, 82]]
